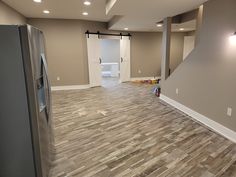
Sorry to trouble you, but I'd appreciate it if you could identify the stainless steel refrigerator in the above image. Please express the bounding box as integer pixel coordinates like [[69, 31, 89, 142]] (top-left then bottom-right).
[[0, 25, 54, 177]]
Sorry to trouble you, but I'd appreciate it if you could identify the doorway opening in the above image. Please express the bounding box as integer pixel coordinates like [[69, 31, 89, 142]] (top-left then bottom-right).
[[87, 34, 131, 88], [100, 39, 120, 88]]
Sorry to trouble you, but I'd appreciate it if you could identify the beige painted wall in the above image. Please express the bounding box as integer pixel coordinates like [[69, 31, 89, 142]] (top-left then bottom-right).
[[162, 0, 236, 131], [27, 18, 108, 86], [28, 18, 186, 86], [131, 32, 162, 78], [131, 32, 185, 78], [0, 1, 26, 24]]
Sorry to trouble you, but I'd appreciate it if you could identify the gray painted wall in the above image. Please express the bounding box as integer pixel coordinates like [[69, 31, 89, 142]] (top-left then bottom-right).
[[28, 18, 186, 86], [0, 1, 185, 87], [170, 33, 185, 73], [27, 18, 108, 86], [162, 0, 236, 131], [131, 32, 185, 78]]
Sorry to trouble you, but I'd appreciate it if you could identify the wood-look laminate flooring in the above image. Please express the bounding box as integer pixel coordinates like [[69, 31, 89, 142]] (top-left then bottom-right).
[[102, 77, 119, 88], [50, 83, 236, 177]]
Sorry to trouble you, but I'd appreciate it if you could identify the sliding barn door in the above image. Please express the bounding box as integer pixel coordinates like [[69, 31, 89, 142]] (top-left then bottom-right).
[[87, 35, 102, 87], [120, 36, 131, 83]]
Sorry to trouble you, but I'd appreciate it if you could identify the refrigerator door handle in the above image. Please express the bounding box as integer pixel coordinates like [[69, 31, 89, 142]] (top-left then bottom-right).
[[41, 54, 51, 122]]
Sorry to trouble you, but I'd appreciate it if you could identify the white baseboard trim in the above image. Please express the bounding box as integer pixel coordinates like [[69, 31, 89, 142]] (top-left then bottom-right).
[[130, 77, 160, 81], [160, 94, 236, 143], [51, 85, 90, 91]]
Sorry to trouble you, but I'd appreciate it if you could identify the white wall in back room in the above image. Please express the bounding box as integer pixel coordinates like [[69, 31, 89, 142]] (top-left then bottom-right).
[[100, 39, 120, 63]]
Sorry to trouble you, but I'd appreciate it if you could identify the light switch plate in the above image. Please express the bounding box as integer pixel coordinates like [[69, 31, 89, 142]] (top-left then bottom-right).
[[227, 107, 232, 117], [176, 88, 179, 95]]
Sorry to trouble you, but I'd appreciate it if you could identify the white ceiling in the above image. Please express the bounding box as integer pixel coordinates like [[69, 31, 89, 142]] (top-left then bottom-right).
[[2, 0, 208, 32], [166, 20, 197, 32], [3, 0, 111, 22], [107, 0, 207, 31]]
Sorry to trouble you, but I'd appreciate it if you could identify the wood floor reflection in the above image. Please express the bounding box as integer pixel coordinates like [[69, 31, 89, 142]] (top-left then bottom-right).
[[50, 83, 236, 177]]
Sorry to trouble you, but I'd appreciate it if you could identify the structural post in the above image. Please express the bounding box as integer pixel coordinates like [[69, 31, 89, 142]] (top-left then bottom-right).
[[161, 17, 172, 81], [195, 5, 204, 47]]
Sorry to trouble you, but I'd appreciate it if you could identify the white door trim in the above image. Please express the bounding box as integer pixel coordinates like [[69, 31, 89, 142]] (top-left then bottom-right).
[[87, 35, 102, 87], [120, 36, 131, 83]]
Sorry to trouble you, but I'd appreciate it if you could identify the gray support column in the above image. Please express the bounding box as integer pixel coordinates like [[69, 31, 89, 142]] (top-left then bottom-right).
[[161, 17, 172, 81], [195, 5, 204, 47]]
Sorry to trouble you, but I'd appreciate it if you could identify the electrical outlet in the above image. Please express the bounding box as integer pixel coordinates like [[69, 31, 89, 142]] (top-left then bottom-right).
[[138, 69, 142, 74], [176, 88, 179, 95], [57, 77, 60, 81], [227, 107, 232, 117]]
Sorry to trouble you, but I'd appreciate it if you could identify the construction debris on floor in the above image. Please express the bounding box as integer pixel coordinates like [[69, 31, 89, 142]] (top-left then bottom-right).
[[153, 84, 161, 97], [132, 78, 161, 85], [132, 78, 162, 97]]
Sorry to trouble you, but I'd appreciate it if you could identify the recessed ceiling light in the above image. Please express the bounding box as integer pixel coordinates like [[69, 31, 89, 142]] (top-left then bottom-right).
[[84, 1, 91, 6], [33, 0, 42, 3], [124, 28, 128, 31], [82, 12, 88, 16], [156, 24, 163, 27], [229, 32, 236, 45], [179, 28, 185, 31], [43, 10, 50, 14]]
